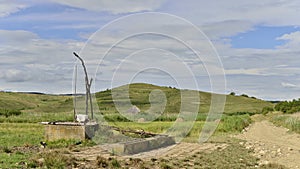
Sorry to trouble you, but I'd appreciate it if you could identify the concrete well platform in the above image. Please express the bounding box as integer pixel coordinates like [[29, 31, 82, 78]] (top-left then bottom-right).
[[41, 122, 99, 141]]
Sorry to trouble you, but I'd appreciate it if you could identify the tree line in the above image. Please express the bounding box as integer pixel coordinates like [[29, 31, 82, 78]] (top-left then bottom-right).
[[274, 98, 300, 114]]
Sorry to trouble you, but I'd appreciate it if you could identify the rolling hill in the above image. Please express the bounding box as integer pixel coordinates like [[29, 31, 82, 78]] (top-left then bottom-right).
[[0, 83, 273, 121], [95, 83, 273, 115]]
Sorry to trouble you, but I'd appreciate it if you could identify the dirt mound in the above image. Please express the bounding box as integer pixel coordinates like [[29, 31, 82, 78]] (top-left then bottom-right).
[[236, 120, 300, 168]]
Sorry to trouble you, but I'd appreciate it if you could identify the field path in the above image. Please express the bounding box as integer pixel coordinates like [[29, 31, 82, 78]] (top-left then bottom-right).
[[236, 120, 300, 168]]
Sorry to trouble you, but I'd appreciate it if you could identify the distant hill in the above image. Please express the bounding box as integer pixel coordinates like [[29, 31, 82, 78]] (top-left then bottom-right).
[[0, 83, 273, 115], [0, 91, 73, 113], [95, 83, 274, 115]]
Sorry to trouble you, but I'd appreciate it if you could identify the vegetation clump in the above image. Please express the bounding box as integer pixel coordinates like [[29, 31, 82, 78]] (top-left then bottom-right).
[[271, 116, 300, 134], [275, 98, 300, 114], [261, 107, 274, 115], [0, 109, 21, 117]]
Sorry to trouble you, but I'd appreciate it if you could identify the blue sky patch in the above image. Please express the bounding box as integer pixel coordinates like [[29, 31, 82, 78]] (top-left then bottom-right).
[[230, 26, 299, 49]]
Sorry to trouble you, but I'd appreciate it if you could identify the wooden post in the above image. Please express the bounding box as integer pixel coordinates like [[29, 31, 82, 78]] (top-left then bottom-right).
[[88, 78, 94, 119], [73, 65, 77, 122], [73, 52, 94, 120]]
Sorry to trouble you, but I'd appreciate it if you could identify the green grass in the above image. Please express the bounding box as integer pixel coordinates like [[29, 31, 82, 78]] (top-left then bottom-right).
[[0, 83, 273, 124], [271, 115, 300, 134], [0, 123, 44, 168], [0, 91, 73, 115], [96, 83, 273, 116], [0, 111, 74, 123], [0, 152, 32, 169], [0, 83, 274, 168], [0, 123, 44, 147], [0, 92, 74, 123], [218, 114, 252, 133], [108, 114, 252, 142]]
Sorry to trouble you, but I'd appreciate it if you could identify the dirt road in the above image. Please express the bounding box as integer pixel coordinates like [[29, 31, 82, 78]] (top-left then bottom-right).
[[236, 120, 300, 168]]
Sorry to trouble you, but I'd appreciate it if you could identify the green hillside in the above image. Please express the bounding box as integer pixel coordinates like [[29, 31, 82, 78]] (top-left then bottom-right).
[[0, 83, 273, 122], [0, 92, 74, 123], [96, 83, 273, 115], [0, 92, 73, 113]]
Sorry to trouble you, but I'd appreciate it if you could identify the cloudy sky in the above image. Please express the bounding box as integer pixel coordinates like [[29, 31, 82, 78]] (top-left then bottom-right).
[[0, 0, 300, 100]]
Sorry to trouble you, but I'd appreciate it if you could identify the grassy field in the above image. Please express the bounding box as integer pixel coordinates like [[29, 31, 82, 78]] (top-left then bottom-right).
[[0, 83, 276, 168], [0, 123, 44, 168]]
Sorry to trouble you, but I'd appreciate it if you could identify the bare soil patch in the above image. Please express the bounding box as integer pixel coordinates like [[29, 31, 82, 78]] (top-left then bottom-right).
[[71, 142, 227, 161], [236, 120, 300, 168]]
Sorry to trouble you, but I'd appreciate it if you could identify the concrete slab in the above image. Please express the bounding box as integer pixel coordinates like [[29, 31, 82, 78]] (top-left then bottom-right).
[[105, 135, 176, 155], [42, 122, 99, 141]]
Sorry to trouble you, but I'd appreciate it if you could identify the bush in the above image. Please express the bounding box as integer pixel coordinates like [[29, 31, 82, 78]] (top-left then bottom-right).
[[218, 115, 252, 132], [154, 114, 178, 121], [42, 150, 76, 168], [226, 112, 256, 116], [274, 98, 300, 114], [261, 107, 274, 115], [160, 163, 172, 169], [2, 146, 12, 153], [271, 116, 300, 134], [0, 109, 21, 117], [110, 158, 121, 168], [241, 94, 249, 97], [285, 117, 300, 133]]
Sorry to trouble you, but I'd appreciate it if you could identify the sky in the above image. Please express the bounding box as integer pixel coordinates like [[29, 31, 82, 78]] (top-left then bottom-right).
[[0, 0, 300, 100]]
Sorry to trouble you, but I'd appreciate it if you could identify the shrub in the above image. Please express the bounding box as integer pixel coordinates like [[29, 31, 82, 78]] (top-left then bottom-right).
[[285, 117, 300, 133], [261, 107, 274, 115], [271, 116, 300, 134], [43, 151, 76, 168], [0, 109, 22, 117], [218, 115, 252, 132], [274, 98, 300, 114], [241, 94, 249, 97], [110, 158, 121, 168], [160, 163, 172, 169], [2, 146, 12, 153], [226, 112, 256, 116]]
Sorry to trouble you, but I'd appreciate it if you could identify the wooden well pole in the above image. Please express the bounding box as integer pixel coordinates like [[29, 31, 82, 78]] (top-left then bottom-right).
[[73, 52, 94, 120]]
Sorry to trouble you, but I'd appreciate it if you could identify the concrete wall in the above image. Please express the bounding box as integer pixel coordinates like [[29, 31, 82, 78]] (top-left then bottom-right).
[[44, 123, 99, 141], [109, 135, 176, 155]]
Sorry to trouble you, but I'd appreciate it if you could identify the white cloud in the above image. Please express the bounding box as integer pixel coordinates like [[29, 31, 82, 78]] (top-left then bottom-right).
[[0, 30, 38, 45], [276, 31, 300, 48], [0, 0, 28, 17], [225, 68, 266, 76], [165, 0, 300, 27], [281, 82, 298, 88], [49, 0, 166, 14], [0, 30, 83, 93], [0, 69, 32, 82], [201, 20, 255, 39]]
